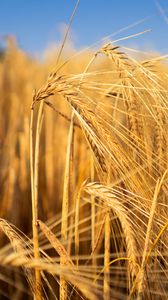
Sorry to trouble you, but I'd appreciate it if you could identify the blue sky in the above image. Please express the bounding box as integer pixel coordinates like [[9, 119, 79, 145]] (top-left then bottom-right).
[[0, 0, 168, 56]]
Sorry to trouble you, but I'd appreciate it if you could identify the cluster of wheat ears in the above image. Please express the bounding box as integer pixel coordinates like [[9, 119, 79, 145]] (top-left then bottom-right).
[[0, 33, 167, 300]]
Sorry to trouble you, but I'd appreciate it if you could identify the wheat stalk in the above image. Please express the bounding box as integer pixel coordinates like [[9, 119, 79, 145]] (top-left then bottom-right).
[[30, 99, 44, 300], [85, 182, 139, 280]]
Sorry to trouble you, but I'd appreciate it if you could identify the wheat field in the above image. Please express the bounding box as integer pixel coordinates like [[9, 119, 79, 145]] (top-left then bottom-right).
[[0, 35, 168, 300]]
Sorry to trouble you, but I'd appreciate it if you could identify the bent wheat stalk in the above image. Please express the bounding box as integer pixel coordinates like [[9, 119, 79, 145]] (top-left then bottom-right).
[[0, 218, 34, 293], [38, 220, 74, 269], [85, 182, 139, 280]]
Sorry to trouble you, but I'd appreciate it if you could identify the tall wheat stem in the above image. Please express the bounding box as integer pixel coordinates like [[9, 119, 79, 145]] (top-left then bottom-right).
[[60, 112, 74, 300], [30, 101, 44, 300], [104, 168, 111, 300]]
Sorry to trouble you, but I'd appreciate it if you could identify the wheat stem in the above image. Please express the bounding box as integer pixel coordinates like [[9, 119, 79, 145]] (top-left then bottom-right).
[[30, 101, 44, 300]]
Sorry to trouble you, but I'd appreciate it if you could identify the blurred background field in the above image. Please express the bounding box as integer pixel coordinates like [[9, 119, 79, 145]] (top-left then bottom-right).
[[0, 1, 168, 300]]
